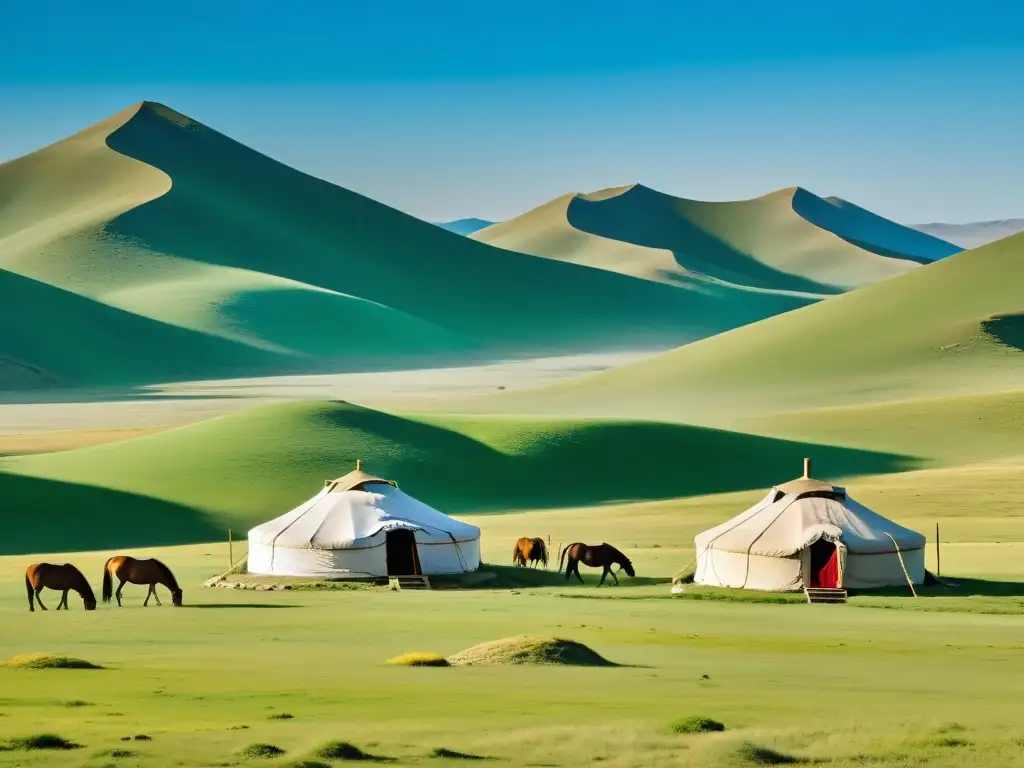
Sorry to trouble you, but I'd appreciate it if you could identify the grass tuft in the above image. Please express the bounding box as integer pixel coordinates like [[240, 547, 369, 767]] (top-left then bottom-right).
[[447, 636, 616, 667], [3, 653, 102, 669], [64, 699, 91, 707], [240, 743, 286, 759], [132, 734, 152, 741], [314, 740, 376, 760], [289, 762, 331, 768], [385, 652, 450, 667], [267, 712, 294, 720], [730, 742, 800, 765], [669, 715, 725, 734], [9, 734, 82, 751]]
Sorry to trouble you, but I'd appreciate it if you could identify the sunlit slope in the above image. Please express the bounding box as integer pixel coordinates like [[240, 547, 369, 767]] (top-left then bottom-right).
[[0, 102, 738, 390], [0, 400, 909, 554], [487, 233, 1024, 421], [474, 183, 957, 291]]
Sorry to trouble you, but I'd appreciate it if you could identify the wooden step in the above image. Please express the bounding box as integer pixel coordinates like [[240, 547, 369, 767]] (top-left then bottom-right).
[[804, 587, 848, 604], [389, 575, 431, 591]]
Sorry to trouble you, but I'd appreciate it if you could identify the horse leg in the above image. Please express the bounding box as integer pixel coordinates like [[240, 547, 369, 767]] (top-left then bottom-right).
[[152, 585, 162, 606], [610, 569, 619, 586], [115, 580, 125, 607], [34, 588, 48, 611], [57, 590, 69, 610], [143, 584, 152, 606], [573, 561, 584, 585]]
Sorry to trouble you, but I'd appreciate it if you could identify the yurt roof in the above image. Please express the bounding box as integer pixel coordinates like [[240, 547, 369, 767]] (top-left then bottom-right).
[[324, 467, 396, 493], [775, 458, 843, 496]]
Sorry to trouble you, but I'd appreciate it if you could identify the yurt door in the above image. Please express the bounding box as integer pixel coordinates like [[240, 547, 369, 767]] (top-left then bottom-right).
[[385, 529, 421, 576], [808, 540, 839, 588]]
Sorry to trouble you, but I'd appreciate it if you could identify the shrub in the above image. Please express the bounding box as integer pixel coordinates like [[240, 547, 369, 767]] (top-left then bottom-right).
[[314, 740, 374, 760], [240, 743, 285, 759], [3, 653, 102, 670], [9, 734, 82, 750], [669, 715, 725, 734], [730, 741, 800, 765]]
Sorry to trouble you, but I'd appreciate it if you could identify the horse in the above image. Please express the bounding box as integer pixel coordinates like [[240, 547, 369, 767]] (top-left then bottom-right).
[[25, 563, 97, 611], [559, 542, 635, 586], [528, 537, 548, 568], [512, 537, 548, 568], [102, 556, 182, 607]]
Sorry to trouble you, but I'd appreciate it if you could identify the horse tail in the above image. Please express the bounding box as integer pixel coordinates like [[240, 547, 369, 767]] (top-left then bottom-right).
[[25, 573, 34, 610], [101, 559, 113, 603], [512, 541, 520, 565], [559, 543, 573, 572]]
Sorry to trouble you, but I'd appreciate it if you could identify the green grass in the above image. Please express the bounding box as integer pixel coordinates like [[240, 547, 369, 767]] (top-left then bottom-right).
[[2, 654, 101, 670], [478, 233, 1024, 425], [384, 652, 450, 667], [669, 716, 726, 734], [446, 636, 617, 667], [0, 400, 912, 554], [476, 183, 948, 292], [2, 534, 1024, 767]]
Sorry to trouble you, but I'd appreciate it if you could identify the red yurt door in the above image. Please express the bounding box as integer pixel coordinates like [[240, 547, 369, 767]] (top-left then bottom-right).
[[809, 540, 839, 588]]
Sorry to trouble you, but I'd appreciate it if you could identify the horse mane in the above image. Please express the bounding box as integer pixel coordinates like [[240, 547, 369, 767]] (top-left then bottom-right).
[[604, 542, 630, 562], [67, 564, 96, 601], [150, 558, 180, 591]]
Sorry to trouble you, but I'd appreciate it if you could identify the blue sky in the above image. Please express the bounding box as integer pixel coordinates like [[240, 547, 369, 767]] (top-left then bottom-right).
[[1, 0, 1021, 223]]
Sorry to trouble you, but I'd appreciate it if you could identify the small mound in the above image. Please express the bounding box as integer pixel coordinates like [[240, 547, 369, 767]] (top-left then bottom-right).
[[314, 740, 375, 760], [431, 747, 489, 760], [268, 712, 294, 720], [3, 653, 102, 670], [289, 762, 331, 768], [730, 742, 800, 765], [102, 749, 137, 758], [240, 743, 285, 759], [670, 715, 725, 734], [132, 735, 152, 741], [9, 734, 82, 751], [447, 636, 615, 667], [385, 652, 450, 667]]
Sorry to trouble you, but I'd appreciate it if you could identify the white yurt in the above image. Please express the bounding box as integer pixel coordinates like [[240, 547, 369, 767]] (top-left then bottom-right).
[[247, 464, 481, 578], [689, 459, 925, 592]]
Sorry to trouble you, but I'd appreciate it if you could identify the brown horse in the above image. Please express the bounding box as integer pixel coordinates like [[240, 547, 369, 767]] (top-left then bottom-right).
[[25, 563, 97, 611], [102, 556, 182, 607], [559, 542, 635, 586], [512, 537, 548, 568]]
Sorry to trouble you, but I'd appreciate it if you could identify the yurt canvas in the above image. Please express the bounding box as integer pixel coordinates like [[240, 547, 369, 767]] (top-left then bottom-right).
[[691, 459, 925, 592], [247, 465, 481, 578]]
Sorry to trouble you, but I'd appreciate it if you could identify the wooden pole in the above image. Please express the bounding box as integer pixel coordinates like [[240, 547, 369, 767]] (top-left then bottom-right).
[[936, 522, 941, 577], [883, 532, 917, 597], [228, 528, 234, 570]]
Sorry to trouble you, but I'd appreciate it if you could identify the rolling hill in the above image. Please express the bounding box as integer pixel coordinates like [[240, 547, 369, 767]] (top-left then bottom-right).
[[913, 219, 1024, 249], [473, 183, 960, 291], [0, 400, 910, 554], [474, 232, 1024, 423], [1, 102, 808, 392]]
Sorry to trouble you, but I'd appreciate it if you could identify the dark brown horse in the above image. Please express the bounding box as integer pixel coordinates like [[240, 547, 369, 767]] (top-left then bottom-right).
[[559, 542, 635, 586], [25, 563, 97, 611], [512, 537, 549, 568], [102, 556, 182, 607]]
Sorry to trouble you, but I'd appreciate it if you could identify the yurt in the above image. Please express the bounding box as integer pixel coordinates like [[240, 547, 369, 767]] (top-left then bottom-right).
[[247, 464, 481, 578], [689, 459, 925, 592]]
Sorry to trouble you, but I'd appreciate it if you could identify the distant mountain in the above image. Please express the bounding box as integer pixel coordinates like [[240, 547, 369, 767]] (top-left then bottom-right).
[[0, 102, 807, 392], [473, 184, 959, 294], [435, 217, 495, 235], [912, 219, 1024, 250]]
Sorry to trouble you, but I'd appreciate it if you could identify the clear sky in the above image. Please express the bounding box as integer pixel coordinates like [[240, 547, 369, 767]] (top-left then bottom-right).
[[1, 0, 1021, 224]]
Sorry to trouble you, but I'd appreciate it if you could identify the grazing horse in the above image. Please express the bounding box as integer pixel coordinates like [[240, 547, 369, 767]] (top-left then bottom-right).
[[102, 556, 182, 607], [512, 537, 548, 568], [559, 542, 635, 586], [25, 563, 97, 611]]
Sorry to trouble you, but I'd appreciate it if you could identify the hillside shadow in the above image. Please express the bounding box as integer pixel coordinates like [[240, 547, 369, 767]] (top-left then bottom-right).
[[0, 473, 225, 556], [982, 314, 1024, 351]]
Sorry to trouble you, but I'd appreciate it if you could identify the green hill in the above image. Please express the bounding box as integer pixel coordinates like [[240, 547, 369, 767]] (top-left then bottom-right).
[[1, 102, 806, 392], [486, 233, 1024, 423], [473, 183, 958, 292], [0, 400, 909, 554]]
